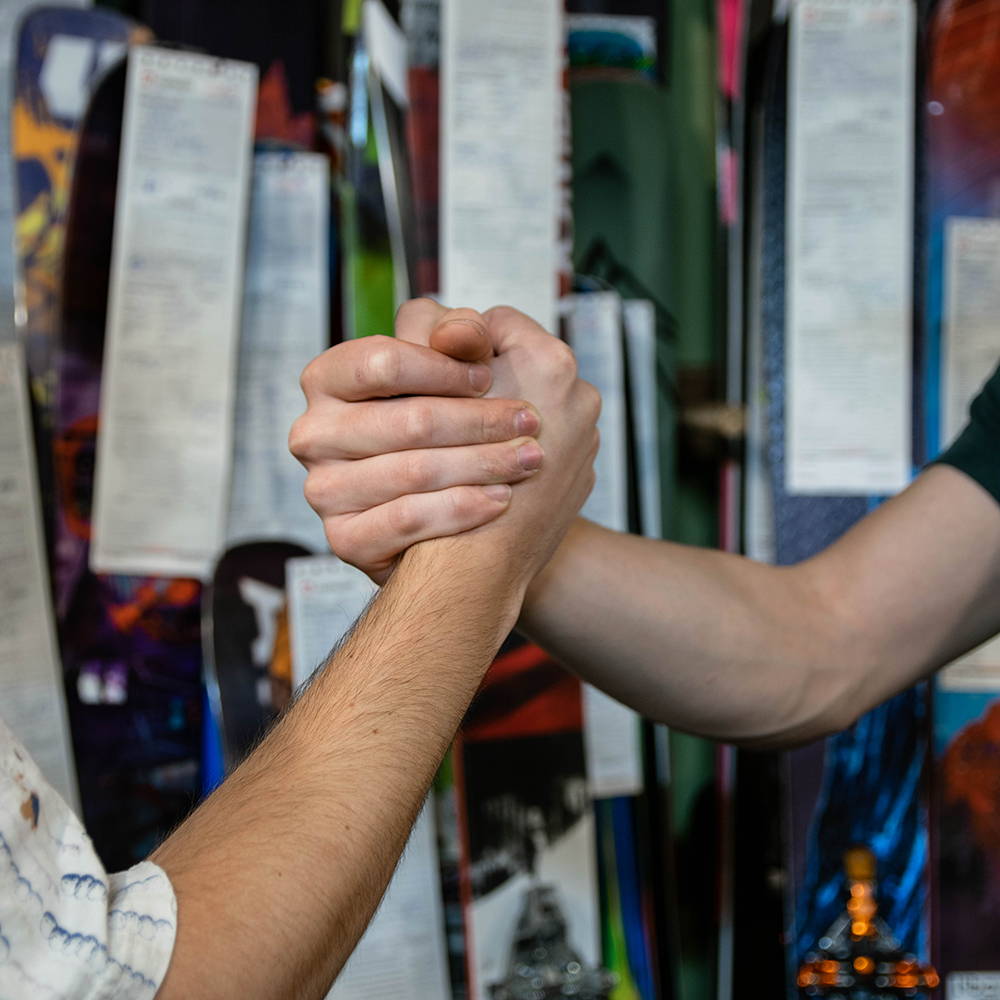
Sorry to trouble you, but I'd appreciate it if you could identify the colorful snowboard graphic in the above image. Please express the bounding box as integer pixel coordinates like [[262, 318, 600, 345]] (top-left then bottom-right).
[[926, 0, 1000, 983], [54, 7, 328, 860], [454, 635, 613, 1000], [13, 6, 147, 498], [750, 14, 930, 993], [204, 542, 308, 771], [796, 846, 939, 996], [58, 54, 208, 868]]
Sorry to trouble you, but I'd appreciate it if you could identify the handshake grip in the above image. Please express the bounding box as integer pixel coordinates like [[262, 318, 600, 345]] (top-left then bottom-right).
[[291, 300, 600, 586]]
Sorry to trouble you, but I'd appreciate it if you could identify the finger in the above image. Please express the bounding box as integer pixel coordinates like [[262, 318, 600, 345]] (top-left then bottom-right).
[[294, 396, 541, 461], [306, 438, 544, 514], [300, 335, 491, 403], [398, 298, 493, 368], [482, 304, 555, 355], [428, 309, 493, 363], [394, 297, 448, 346], [328, 485, 514, 570]]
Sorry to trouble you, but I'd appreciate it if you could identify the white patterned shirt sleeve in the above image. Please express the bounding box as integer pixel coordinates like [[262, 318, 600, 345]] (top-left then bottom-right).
[[0, 716, 177, 999]]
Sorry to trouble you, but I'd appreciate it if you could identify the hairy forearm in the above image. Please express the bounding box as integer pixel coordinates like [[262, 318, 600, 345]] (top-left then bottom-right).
[[521, 470, 1000, 748], [519, 518, 848, 747], [152, 536, 522, 1000]]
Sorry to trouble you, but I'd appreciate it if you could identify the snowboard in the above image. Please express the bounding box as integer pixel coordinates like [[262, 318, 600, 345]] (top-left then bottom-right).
[[57, 52, 207, 868], [570, 69, 680, 998], [735, 12, 794, 997], [661, 0, 729, 990], [715, 2, 752, 994], [13, 5, 148, 531], [204, 542, 309, 772], [925, 0, 1000, 984], [134, 0, 341, 348], [401, 0, 441, 297], [139, 0, 326, 138], [453, 634, 614, 1000], [342, 21, 397, 340], [751, 10, 931, 993], [128, 1, 335, 786]]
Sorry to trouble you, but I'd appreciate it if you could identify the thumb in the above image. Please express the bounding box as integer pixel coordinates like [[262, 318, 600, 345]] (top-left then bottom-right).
[[428, 307, 494, 364], [396, 298, 493, 362]]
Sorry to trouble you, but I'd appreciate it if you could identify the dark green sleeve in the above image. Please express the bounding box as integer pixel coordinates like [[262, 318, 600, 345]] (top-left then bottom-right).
[[935, 362, 1000, 506]]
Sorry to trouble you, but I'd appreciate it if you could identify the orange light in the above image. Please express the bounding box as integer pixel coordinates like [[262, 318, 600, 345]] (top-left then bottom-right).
[[850, 883, 865, 896], [852, 920, 869, 937], [854, 957, 875, 974], [820, 960, 838, 974], [926, 971, 941, 988]]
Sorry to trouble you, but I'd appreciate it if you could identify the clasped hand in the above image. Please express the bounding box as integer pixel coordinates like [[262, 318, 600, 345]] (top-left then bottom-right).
[[289, 299, 600, 585]]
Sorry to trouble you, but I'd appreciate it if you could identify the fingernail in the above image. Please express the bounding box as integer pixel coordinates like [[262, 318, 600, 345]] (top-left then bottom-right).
[[517, 442, 544, 471], [515, 408, 540, 435], [483, 484, 512, 503], [468, 364, 491, 393]]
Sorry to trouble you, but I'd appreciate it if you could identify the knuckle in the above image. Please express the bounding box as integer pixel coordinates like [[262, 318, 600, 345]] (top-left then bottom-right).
[[478, 446, 511, 480], [358, 336, 401, 395], [387, 496, 424, 538], [480, 404, 506, 441], [547, 339, 578, 380], [401, 450, 435, 491], [395, 297, 424, 323], [446, 487, 476, 520], [322, 519, 350, 558], [298, 356, 324, 397], [402, 401, 436, 445], [302, 472, 327, 512], [394, 297, 435, 336], [582, 380, 602, 421], [481, 400, 524, 441], [287, 415, 312, 462], [398, 296, 438, 319], [484, 304, 520, 325]]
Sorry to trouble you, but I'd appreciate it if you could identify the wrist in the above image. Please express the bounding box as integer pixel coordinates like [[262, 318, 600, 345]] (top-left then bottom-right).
[[520, 516, 588, 624], [395, 533, 528, 640]]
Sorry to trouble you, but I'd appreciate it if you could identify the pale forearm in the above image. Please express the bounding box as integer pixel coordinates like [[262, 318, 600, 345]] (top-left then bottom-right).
[[153, 537, 522, 1000], [520, 518, 849, 746], [521, 470, 1000, 748]]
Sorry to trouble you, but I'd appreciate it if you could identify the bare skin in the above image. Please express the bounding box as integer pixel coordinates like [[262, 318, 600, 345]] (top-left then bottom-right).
[[289, 303, 549, 583], [519, 468, 1000, 747], [294, 299, 1000, 749], [151, 307, 600, 999]]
